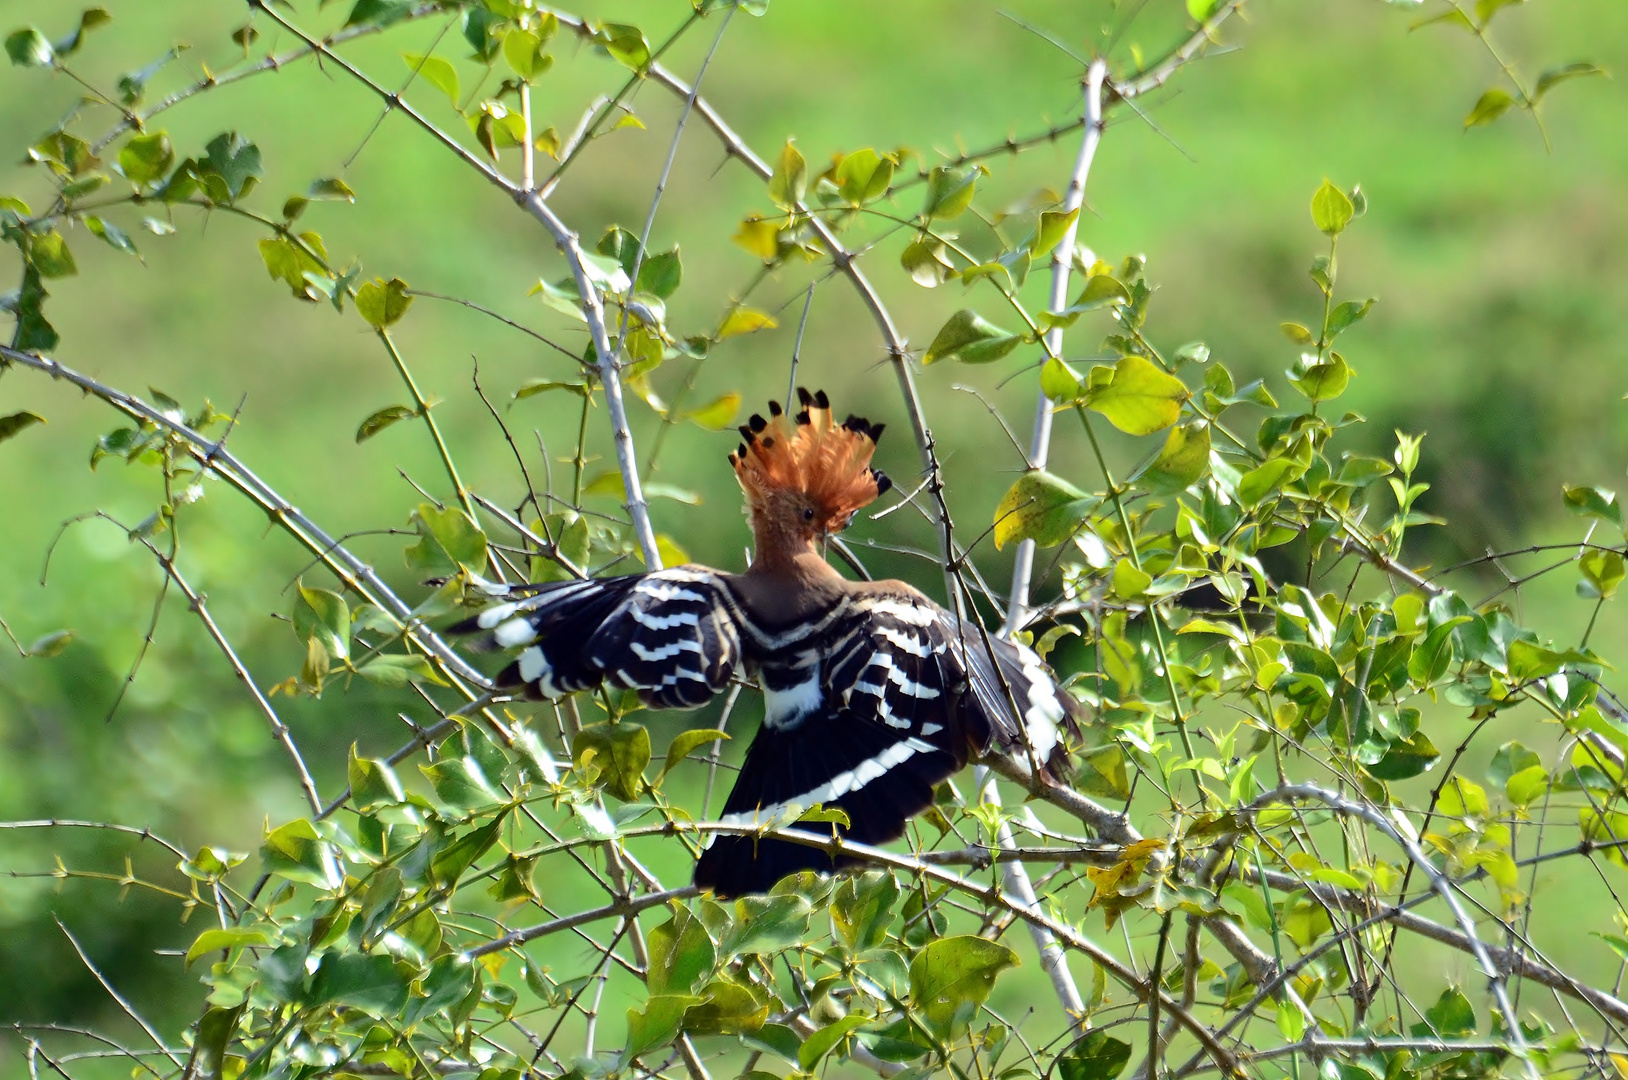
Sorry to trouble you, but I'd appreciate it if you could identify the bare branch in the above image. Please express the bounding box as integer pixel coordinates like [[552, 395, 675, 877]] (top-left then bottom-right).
[[1004, 59, 1106, 635]]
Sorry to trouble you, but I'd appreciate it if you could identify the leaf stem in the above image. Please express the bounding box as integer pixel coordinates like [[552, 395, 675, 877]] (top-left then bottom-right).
[[376, 329, 475, 521]]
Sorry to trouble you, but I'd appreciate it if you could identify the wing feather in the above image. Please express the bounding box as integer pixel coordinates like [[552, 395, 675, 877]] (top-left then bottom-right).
[[451, 567, 741, 709]]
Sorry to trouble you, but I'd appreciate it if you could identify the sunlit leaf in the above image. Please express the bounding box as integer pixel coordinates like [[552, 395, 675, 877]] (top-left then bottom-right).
[[1311, 179, 1354, 236], [993, 470, 1099, 550], [922, 309, 1021, 365], [356, 276, 413, 328], [1085, 356, 1188, 435], [909, 935, 1018, 1039], [1464, 87, 1516, 128], [718, 307, 777, 338]]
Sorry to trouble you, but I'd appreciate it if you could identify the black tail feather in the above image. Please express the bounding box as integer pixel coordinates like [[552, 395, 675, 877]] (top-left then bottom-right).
[[694, 707, 957, 899]]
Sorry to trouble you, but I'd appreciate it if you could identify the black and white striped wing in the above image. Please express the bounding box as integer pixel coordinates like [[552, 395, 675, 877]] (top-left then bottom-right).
[[695, 593, 967, 897], [833, 594, 1075, 768], [693, 589, 1080, 897], [454, 567, 742, 709]]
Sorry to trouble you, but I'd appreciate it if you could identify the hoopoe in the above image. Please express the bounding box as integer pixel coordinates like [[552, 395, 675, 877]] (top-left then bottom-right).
[[455, 389, 1079, 898]]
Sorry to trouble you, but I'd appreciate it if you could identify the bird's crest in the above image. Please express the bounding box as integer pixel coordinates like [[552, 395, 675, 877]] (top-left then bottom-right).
[[729, 388, 892, 533]]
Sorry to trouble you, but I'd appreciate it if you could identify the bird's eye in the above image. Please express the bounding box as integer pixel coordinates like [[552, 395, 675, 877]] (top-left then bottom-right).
[[802, 507, 816, 521]]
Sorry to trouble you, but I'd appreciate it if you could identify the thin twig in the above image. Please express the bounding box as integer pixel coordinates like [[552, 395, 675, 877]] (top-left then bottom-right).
[[54, 918, 184, 1069]]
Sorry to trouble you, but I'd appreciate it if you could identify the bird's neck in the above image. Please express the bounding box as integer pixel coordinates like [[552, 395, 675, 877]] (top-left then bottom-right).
[[747, 518, 841, 586]]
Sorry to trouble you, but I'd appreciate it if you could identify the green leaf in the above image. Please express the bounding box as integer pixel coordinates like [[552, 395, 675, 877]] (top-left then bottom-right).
[[992, 470, 1099, 550], [420, 757, 503, 811], [1085, 356, 1188, 435], [647, 907, 716, 995], [1464, 87, 1516, 128], [1437, 775, 1489, 819], [192, 1006, 242, 1080], [1408, 616, 1470, 685], [5, 28, 53, 67], [660, 729, 729, 778], [743, 1024, 804, 1064], [573, 721, 651, 802], [261, 819, 339, 888], [1030, 206, 1080, 257], [718, 307, 777, 338], [185, 927, 269, 968], [309, 952, 411, 1015], [584, 471, 700, 505], [1581, 549, 1626, 599], [256, 235, 327, 298], [1310, 180, 1355, 236], [1075, 743, 1131, 799], [923, 165, 981, 220], [1289, 354, 1350, 403], [1535, 62, 1605, 101], [1280, 321, 1315, 344], [349, 744, 405, 811], [346, 0, 414, 29], [358, 652, 447, 688], [1040, 357, 1082, 402], [0, 411, 46, 444], [307, 177, 356, 203], [29, 230, 77, 278], [54, 8, 111, 57], [684, 978, 770, 1036], [683, 392, 739, 431], [1111, 559, 1152, 600], [356, 276, 414, 328], [909, 935, 1018, 1039], [597, 23, 651, 72], [84, 216, 139, 258], [1237, 457, 1303, 507], [502, 28, 543, 79], [22, 630, 72, 658], [513, 378, 589, 401], [295, 582, 349, 663], [203, 132, 262, 200], [430, 815, 505, 886], [404, 955, 477, 1025], [1563, 485, 1622, 528], [798, 1013, 870, 1070], [922, 309, 1021, 365], [355, 404, 416, 442], [1417, 987, 1476, 1038], [1326, 298, 1374, 338], [1487, 740, 1541, 789], [402, 52, 460, 106], [625, 994, 699, 1059], [724, 893, 812, 956], [1506, 638, 1591, 683], [1136, 420, 1211, 493], [118, 132, 173, 186], [407, 503, 488, 574], [768, 140, 806, 209], [831, 870, 898, 953], [1058, 1031, 1133, 1080], [835, 148, 894, 205], [1505, 764, 1548, 806], [1366, 731, 1440, 781], [637, 247, 683, 299]]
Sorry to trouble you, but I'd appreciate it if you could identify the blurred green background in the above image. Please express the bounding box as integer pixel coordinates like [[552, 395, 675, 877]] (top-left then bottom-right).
[[2, 0, 1627, 1058]]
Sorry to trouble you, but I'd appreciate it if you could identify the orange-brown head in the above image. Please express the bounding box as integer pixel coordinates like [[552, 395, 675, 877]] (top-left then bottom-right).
[[729, 388, 892, 563]]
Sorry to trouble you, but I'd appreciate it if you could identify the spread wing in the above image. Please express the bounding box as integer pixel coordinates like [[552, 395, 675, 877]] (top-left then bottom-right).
[[451, 567, 742, 709], [694, 587, 1080, 898]]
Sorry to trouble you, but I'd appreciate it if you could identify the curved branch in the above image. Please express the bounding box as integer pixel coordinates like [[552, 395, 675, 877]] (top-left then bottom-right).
[[0, 345, 489, 688]]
